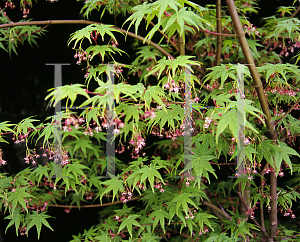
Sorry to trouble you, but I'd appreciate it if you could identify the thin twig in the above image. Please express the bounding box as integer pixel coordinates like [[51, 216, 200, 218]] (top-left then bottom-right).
[[290, 5, 300, 18], [238, 192, 269, 240], [143, 16, 179, 52], [47, 195, 143, 208], [0, 7, 12, 23], [275, 97, 300, 126]]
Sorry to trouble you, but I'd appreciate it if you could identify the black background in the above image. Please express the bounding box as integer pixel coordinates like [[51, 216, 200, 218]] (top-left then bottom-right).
[[0, 0, 298, 241]]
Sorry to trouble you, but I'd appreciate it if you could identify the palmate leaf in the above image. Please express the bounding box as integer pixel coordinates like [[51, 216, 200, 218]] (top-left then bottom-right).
[[5, 208, 24, 236], [282, 114, 300, 136], [214, 100, 264, 144], [203, 233, 237, 242], [0, 121, 14, 133], [117, 103, 144, 128], [68, 24, 122, 48], [45, 84, 90, 107], [0, 121, 14, 143], [169, 192, 198, 216], [117, 214, 142, 238], [145, 55, 201, 79], [148, 205, 170, 234], [15, 116, 39, 136], [7, 186, 34, 214], [257, 139, 277, 167], [26, 211, 54, 240], [203, 64, 251, 89], [35, 122, 54, 147], [100, 176, 124, 203], [114, 82, 138, 104], [134, 46, 162, 63], [188, 150, 217, 189], [85, 45, 127, 62], [257, 63, 300, 83], [131, 164, 165, 193], [194, 212, 217, 233], [30, 164, 51, 185], [122, 2, 153, 36], [274, 141, 300, 175], [161, 7, 213, 39], [146, 104, 184, 133], [140, 233, 162, 242], [144, 85, 166, 109]]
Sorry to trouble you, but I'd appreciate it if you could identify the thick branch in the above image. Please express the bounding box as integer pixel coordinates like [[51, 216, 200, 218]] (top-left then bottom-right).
[[215, 0, 222, 66], [226, 1, 277, 241], [291, 5, 300, 18], [238, 192, 269, 240]]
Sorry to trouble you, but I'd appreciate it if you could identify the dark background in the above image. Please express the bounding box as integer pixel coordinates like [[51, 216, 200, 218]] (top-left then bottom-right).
[[0, 0, 298, 241]]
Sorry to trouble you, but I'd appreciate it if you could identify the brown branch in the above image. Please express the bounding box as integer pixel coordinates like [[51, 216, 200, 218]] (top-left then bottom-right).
[[47, 195, 143, 208], [226, 1, 278, 241], [178, 35, 185, 56], [278, 184, 300, 198], [0, 7, 12, 23], [143, 16, 179, 52], [238, 192, 269, 240], [199, 28, 236, 37], [260, 175, 265, 230], [215, 0, 222, 66], [290, 5, 300, 18], [0, 19, 211, 92], [275, 97, 300, 126], [202, 201, 227, 220]]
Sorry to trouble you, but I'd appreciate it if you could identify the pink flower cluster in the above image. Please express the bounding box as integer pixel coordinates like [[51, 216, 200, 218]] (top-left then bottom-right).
[[244, 23, 260, 36], [282, 207, 296, 218], [265, 86, 297, 96], [24, 149, 40, 165], [0, 149, 7, 166], [4, 1, 15, 9], [63, 117, 84, 131], [41, 146, 70, 166], [73, 49, 92, 65], [129, 133, 146, 159], [153, 182, 165, 193], [112, 64, 124, 77], [184, 208, 197, 220], [277, 40, 300, 57], [13, 132, 28, 144], [203, 117, 212, 129], [164, 80, 180, 93], [143, 108, 156, 119], [120, 190, 133, 203]]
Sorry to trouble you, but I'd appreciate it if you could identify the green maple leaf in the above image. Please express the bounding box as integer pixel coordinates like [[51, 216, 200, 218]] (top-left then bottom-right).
[[148, 205, 170, 233], [7, 186, 34, 214], [117, 214, 142, 238], [146, 104, 184, 133], [141, 233, 162, 241], [131, 164, 165, 193], [117, 103, 144, 128], [169, 192, 198, 216], [26, 211, 54, 240], [100, 176, 124, 203], [144, 85, 166, 109], [45, 84, 90, 107], [30, 164, 50, 185], [5, 208, 24, 235]]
